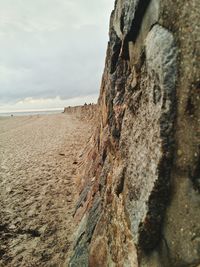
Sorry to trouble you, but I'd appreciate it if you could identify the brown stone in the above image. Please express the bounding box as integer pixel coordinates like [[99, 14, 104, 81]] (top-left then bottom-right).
[[70, 0, 200, 266]]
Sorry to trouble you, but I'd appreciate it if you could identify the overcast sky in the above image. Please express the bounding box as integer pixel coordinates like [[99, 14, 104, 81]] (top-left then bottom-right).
[[0, 0, 114, 112]]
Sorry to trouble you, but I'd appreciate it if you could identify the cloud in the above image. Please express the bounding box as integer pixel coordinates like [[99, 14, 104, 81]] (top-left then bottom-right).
[[0, 0, 114, 110], [0, 95, 98, 113]]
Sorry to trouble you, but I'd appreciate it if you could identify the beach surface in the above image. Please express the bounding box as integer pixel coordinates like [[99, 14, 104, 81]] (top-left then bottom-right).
[[0, 113, 91, 267]]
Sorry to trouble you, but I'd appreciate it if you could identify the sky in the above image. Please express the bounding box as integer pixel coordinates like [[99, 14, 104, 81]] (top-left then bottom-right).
[[0, 0, 114, 112]]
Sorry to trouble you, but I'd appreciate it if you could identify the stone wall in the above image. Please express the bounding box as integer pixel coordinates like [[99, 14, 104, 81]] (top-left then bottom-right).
[[69, 0, 200, 266], [64, 104, 98, 122]]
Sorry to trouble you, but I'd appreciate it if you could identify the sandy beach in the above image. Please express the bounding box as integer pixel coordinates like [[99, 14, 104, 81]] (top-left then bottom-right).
[[0, 113, 92, 267]]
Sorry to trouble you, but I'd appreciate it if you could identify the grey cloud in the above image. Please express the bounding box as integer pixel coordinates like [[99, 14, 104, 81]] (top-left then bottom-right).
[[0, 0, 114, 105]]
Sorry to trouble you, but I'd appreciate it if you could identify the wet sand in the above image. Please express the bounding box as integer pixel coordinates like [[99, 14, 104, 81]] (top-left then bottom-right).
[[0, 113, 91, 267]]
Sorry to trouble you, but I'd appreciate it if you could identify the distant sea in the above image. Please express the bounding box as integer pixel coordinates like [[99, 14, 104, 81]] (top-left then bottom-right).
[[0, 109, 64, 117]]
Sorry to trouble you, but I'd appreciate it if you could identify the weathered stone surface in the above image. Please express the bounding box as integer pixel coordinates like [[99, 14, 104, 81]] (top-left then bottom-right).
[[123, 24, 177, 252], [70, 0, 200, 266]]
